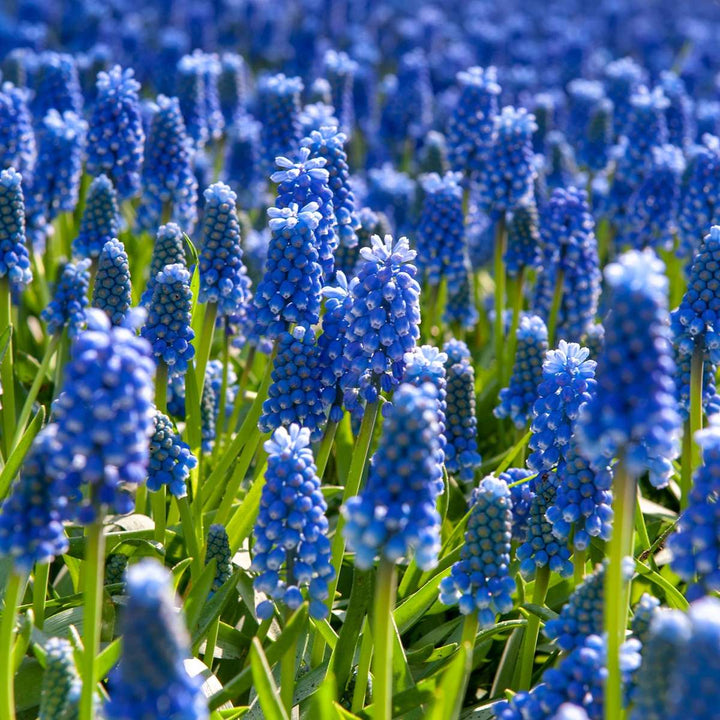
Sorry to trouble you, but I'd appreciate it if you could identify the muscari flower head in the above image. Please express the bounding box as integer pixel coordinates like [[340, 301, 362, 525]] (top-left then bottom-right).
[[341, 234, 421, 408], [42, 259, 91, 337], [506, 196, 541, 276], [527, 341, 596, 472], [439, 475, 515, 625], [547, 437, 614, 550], [205, 523, 232, 596], [516, 470, 574, 579], [443, 340, 482, 481], [252, 425, 335, 620], [679, 134, 720, 255], [141, 223, 187, 306], [200, 373, 217, 454], [500, 467, 535, 542], [272, 148, 336, 280], [73, 174, 121, 260], [198, 182, 249, 316], [0, 424, 68, 571], [696, 101, 720, 139], [258, 324, 326, 441], [342, 383, 444, 570], [323, 49, 358, 135], [298, 101, 339, 138], [256, 73, 303, 175], [497, 633, 641, 720], [532, 186, 601, 343], [141, 263, 195, 376], [51, 309, 155, 523], [317, 272, 352, 422], [0, 167, 31, 290], [631, 598, 720, 720], [567, 79, 613, 172], [301, 126, 360, 251], [443, 269, 478, 330], [576, 249, 680, 488], [659, 71, 695, 149], [105, 553, 129, 586], [29, 110, 87, 224], [496, 314, 548, 429], [668, 423, 720, 600], [545, 559, 633, 652], [38, 637, 81, 720], [476, 106, 537, 217], [253, 202, 323, 338], [32, 51, 83, 118], [92, 238, 132, 326], [631, 593, 661, 646], [147, 410, 196, 498], [218, 52, 248, 122], [136, 95, 198, 234], [86, 65, 145, 199], [625, 143, 686, 252], [176, 52, 209, 149], [224, 114, 264, 210], [672, 332, 720, 423], [416, 171, 468, 291], [0, 82, 36, 184], [446, 66, 500, 175], [603, 56, 646, 138], [366, 163, 415, 236], [105, 559, 209, 720]]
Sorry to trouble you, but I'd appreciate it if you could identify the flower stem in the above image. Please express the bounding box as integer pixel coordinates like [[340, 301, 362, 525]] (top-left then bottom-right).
[[211, 325, 230, 465], [0, 278, 16, 461], [518, 564, 550, 690], [315, 418, 338, 480], [573, 548, 586, 586], [493, 215, 507, 383], [684, 344, 704, 508], [80, 520, 106, 720], [226, 345, 256, 442], [155, 359, 168, 414], [194, 302, 218, 399], [547, 269, 565, 347], [32, 562, 50, 630], [459, 612, 479, 699], [280, 609, 297, 715], [177, 495, 202, 581], [351, 617, 373, 712], [604, 458, 636, 720], [12, 333, 60, 451], [0, 570, 26, 720], [373, 558, 397, 720]]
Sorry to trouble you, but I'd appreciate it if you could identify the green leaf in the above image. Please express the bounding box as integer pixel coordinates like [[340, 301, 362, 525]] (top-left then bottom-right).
[[394, 569, 451, 634], [96, 637, 122, 680], [311, 617, 338, 651], [521, 603, 559, 622], [249, 637, 290, 720], [495, 431, 532, 475], [634, 560, 688, 609], [171, 557, 194, 591], [427, 641, 470, 720], [311, 670, 338, 718], [192, 569, 241, 643], [227, 474, 265, 553], [209, 605, 308, 710], [0, 406, 45, 500], [184, 559, 218, 631], [184, 359, 202, 452], [15, 657, 44, 712]]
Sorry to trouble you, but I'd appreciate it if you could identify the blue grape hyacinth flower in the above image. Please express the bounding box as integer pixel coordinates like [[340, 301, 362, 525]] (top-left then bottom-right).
[[51, 309, 155, 522], [567, 79, 613, 172], [258, 324, 326, 441], [253, 202, 323, 339], [577, 249, 680, 488], [439, 475, 515, 626], [105, 560, 209, 720], [42, 259, 91, 337], [505, 197, 541, 276], [141, 223, 187, 307], [0, 424, 68, 571], [252, 424, 335, 620], [147, 410, 197, 498], [218, 52, 248, 123], [341, 234, 421, 409], [0, 167, 32, 290], [205, 523, 232, 596], [141, 263, 195, 376], [495, 314, 548, 429], [0, 83, 36, 185], [72, 174, 121, 260], [38, 636, 81, 720], [86, 65, 145, 199], [603, 56, 646, 138], [198, 182, 249, 317], [501, 467, 536, 542], [323, 49, 357, 134], [224, 114, 265, 210], [31, 51, 83, 118], [257, 73, 303, 175], [527, 341, 596, 473], [342, 383, 444, 571], [92, 237, 132, 326]]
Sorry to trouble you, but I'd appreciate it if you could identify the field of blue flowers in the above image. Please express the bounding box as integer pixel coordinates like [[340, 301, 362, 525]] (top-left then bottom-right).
[[0, 0, 719, 718]]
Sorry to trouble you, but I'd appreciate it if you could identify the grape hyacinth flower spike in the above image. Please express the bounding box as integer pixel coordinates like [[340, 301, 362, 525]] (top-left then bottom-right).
[[105, 560, 209, 720], [41, 259, 91, 337], [0, 167, 32, 290], [91, 237, 132, 326], [147, 410, 197, 498], [251, 424, 335, 621], [141, 222, 187, 306], [38, 637, 81, 720], [72, 174, 121, 260]]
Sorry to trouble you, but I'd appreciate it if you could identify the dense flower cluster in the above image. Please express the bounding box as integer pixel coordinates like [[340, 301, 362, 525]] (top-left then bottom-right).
[[73, 174, 121, 260], [496, 314, 548, 429], [439, 475, 515, 626], [501, 468, 536, 542], [505, 198, 541, 276], [42, 259, 91, 337], [205, 524, 232, 595], [0, 83, 35, 184], [252, 425, 335, 620], [105, 560, 209, 720], [147, 410, 197, 498], [343, 383, 443, 570], [38, 637, 81, 720], [141, 263, 195, 375], [141, 223, 187, 306], [0, 167, 31, 290], [92, 238, 132, 326], [256, 73, 303, 174]]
